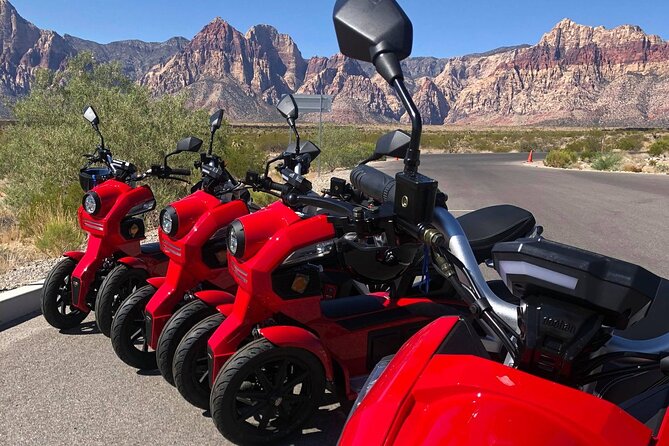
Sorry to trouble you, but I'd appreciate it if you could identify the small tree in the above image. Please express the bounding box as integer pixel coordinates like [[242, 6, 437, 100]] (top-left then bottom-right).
[[0, 53, 264, 252]]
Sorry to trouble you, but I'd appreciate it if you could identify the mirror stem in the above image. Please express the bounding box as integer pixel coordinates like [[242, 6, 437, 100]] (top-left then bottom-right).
[[393, 78, 421, 176], [290, 121, 301, 154], [208, 131, 215, 156], [94, 124, 105, 149]]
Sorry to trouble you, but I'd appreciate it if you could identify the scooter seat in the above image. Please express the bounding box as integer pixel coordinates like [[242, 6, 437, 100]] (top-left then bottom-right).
[[457, 205, 535, 264], [140, 242, 163, 256]]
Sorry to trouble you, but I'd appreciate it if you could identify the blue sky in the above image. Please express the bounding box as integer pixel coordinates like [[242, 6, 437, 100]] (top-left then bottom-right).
[[10, 0, 669, 58]]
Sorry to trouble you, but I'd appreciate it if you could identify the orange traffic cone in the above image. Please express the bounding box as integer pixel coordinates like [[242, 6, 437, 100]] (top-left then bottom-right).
[[526, 150, 534, 163]]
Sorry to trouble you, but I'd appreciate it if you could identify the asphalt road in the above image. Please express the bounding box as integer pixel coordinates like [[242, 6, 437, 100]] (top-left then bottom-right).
[[1, 153, 668, 446]]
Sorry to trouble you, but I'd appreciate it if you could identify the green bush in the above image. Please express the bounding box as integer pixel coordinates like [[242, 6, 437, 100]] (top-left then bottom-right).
[[591, 153, 623, 171], [0, 53, 265, 242], [317, 125, 375, 172], [611, 134, 645, 152], [545, 150, 577, 168], [579, 150, 597, 163], [649, 137, 669, 157], [565, 136, 601, 153]]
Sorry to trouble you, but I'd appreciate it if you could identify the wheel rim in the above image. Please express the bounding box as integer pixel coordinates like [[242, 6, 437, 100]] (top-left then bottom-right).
[[127, 305, 149, 353], [111, 276, 143, 317], [232, 357, 314, 433], [54, 275, 82, 317], [193, 350, 210, 388]]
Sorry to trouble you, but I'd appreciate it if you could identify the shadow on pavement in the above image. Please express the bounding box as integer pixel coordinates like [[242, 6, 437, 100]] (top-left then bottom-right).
[[59, 321, 100, 335]]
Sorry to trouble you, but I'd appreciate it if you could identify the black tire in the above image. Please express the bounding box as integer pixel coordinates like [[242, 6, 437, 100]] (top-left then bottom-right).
[[110, 284, 157, 369], [94, 264, 147, 337], [210, 338, 326, 445], [41, 258, 87, 329], [173, 313, 225, 409], [156, 300, 215, 386]]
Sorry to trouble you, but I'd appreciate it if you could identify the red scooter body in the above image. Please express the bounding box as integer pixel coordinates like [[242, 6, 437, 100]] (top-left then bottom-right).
[[144, 190, 248, 348], [339, 317, 669, 446], [206, 201, 459, 398], [70, 179, 165, 312]]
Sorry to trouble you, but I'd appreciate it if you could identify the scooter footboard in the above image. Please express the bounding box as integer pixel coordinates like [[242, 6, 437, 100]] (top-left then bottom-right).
[[258, 326, 334, 381]]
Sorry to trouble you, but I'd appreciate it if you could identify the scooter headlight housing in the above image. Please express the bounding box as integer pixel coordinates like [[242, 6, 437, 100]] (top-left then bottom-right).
[[227, 220, 245, 258], [160, 206, 178, 236], [83, 192, 100, 215]]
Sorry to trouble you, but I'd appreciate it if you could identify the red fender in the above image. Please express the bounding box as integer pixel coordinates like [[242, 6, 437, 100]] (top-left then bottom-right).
[[194, 290, 235, 307], [63, 251, 85, 262], [146, 277, 166, 289], [215, 303, 234, 317], [116, 255, 149, 271], [259, 325, 334, 381]]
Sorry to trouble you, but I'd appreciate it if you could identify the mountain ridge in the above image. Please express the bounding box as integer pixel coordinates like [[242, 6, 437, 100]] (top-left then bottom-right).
[[2, 0, 669, 126]]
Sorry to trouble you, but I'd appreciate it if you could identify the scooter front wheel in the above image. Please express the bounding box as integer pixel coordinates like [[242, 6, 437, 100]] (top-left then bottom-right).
[[173, 313, 225, 409], [94, 264, 147, 337], [210, 338, 325, 445], [156, 299, 216, 386], [41, 258, 87, 329], [110, 284, 157, 369]]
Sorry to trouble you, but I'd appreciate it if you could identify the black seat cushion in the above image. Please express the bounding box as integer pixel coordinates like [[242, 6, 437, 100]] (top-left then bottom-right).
[[457, 205, 536, 263]]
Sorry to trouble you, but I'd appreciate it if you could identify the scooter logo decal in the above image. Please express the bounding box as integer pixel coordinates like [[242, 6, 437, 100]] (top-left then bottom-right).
[[542, 316, 575, 334]]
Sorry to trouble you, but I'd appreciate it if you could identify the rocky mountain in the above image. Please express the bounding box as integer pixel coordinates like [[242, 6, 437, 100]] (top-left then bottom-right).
[[144, 18, 669, 126], [0, 0, 186, 115], [0, 0, 72, 114], [63, 35, 188, 80], [2, 0, 669, 126]]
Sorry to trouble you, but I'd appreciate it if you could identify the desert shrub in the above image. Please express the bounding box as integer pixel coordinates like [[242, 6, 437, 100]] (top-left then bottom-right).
[[591, 153, 623, 171], [612, 134, 645, 152], [317, 125, 375, 172], [622, 163, 642, 173], [579, 150, 597, 162], [0, 53, 265, 238], [565, 136, 601, 153], [545, 149, 577, 168], [648, 137, 669, 157]]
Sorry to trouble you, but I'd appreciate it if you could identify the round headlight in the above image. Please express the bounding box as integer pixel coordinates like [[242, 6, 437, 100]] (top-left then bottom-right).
[[227, 220, 245, 258], [160, 207, 178, 236], [82, 192, 100, 215]]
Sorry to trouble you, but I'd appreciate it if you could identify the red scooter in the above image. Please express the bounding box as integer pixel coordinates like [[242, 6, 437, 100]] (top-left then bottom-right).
[[41, 106, 197, 332], [110, 110, 251, 373], [326, 2, 669, 444], [170, 96, 399, 410]]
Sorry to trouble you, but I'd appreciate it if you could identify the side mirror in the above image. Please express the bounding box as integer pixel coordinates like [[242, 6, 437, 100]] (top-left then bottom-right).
[[176, 136, 203, 153], [83, 106, 100, 126], [333, 0, 412, 83], [210, 109, 224, 132], [367, 130, 411, 165], [277, 95, 299, 122]]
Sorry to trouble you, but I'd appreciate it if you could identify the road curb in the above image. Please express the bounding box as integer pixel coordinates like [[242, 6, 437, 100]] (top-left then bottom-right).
[[0, 279, 44, 329]]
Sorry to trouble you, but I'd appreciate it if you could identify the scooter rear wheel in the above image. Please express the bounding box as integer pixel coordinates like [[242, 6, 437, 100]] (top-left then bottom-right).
[[110, 284, 157, 369], [156, 299, 216, 386], [41, 258, 87, 329], [210, 338, 325, 445], [173, 313, 225, 409], [94, 264, 147, 337]]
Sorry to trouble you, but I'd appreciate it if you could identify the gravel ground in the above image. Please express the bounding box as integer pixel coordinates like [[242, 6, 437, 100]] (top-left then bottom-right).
[[0, 226, 161, 292]]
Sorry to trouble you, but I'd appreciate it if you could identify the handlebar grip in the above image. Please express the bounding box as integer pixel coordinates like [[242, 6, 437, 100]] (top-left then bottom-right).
[[171, 168, 191, 176], [350, 165, 396, 203], [268, 180, 284, 192]]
